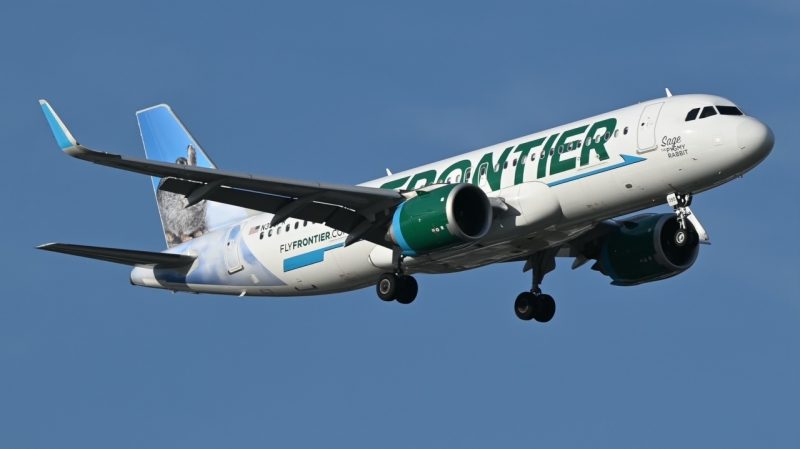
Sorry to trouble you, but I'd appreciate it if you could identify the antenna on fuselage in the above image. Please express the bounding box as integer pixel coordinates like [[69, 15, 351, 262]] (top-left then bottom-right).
[[665, 88, 673, 97]]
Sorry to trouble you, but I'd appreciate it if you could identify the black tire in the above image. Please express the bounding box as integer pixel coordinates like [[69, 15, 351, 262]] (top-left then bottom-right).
[[674, 229, 687, 247], [514, 292, 536, 321], [377, 273, 398, 301], [533, 294, 556, 323], [396, 275, 418, 304]]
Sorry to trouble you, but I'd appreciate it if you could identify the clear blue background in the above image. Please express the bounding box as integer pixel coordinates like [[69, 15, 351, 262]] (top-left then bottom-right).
[[1, 1, 798, 447]]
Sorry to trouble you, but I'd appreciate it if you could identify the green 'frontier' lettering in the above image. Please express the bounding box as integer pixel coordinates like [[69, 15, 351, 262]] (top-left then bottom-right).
[[407, 170, 437, 190], [580, 118, 616, 166], [537, 134, 560, 179], [513, 137, 545, 185], [437, 160, 471, 184], [473, 146, 514, 191], [549, 125, 589, 176], [380, 176, 409, 190]]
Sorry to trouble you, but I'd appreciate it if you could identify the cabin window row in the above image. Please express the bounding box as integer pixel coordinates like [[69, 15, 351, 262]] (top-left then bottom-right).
[[259, 220, 310, 239]]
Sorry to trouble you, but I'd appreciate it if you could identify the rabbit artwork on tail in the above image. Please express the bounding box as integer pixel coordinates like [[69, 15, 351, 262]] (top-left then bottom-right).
[[156, 144, 209, 247]]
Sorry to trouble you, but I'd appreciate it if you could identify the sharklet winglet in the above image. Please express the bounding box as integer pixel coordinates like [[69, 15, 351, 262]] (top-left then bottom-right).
[[39, 100, 80, 151]]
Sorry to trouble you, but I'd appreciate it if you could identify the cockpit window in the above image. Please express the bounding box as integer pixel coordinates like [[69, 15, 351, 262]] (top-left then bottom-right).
[[717, 106, 743, 116], [685, 108, 700, 121], [699, 106, 717, 119]]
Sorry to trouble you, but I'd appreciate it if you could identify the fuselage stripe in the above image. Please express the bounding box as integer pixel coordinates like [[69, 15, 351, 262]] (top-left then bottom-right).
[[546, 154, 646, 187], [283, 243, 344, 272]]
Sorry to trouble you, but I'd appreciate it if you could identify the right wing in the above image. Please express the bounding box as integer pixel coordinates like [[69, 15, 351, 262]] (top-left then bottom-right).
[[40, 100, 404, 247], [38, 243, 196, 267]]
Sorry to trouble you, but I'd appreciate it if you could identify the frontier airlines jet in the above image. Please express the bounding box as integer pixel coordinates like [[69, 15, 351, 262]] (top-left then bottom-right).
[[38, 91, 774, 323]]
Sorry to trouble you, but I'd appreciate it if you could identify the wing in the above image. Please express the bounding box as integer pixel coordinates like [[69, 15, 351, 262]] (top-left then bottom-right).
[[40, 100, 404, 247], [38, 243, 196, 267]]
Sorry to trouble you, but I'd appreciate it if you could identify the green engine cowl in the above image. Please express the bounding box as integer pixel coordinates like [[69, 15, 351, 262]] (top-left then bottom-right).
[[389, 183, 492, 256], [598, 214, 699, 286]]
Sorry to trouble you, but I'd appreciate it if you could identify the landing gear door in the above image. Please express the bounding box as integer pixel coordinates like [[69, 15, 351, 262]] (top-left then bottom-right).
[[225, 225, 243, 274], [637, 102, 664, 153]]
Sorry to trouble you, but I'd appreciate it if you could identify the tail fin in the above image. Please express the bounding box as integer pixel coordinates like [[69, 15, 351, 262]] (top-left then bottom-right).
[[136, 105, 249, 247]]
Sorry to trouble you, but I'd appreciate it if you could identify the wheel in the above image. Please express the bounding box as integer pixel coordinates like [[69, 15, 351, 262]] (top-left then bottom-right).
[[376, 273, 398, 301], [674, 229, 687, 247], [514, 292, 536, 321], [396, 275, 418, 304], [533, 294, 556, 323]]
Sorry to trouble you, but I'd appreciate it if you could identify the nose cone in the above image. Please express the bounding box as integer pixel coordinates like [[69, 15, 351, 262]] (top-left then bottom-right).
[[737, 117, 775, 164]]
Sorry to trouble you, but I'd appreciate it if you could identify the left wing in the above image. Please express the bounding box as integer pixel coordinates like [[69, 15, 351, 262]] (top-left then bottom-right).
[[40, 100, 404, 247]]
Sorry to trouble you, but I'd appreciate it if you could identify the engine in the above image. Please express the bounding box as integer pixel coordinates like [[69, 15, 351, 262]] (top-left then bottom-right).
[[594, 214, 699, 286], [388, 183, 492, 256]]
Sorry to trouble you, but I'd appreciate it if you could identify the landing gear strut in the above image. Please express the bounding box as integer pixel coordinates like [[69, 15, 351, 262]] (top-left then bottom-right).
[[376, 253, 418, 304], [667, 192, 697, 248], [514, 249, 557, 322]]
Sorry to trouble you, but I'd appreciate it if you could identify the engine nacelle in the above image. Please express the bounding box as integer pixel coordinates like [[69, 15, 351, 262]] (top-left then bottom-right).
[[597, 214, 699, 286], [388, 183, 492, 256]]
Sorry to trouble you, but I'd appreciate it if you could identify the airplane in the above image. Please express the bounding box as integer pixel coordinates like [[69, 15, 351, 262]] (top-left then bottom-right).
[[37, 90, 774, 323]]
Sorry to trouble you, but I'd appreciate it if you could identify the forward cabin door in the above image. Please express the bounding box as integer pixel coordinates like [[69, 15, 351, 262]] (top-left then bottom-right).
[[637, 102, 664, 152], [225, 225, 243, 273]]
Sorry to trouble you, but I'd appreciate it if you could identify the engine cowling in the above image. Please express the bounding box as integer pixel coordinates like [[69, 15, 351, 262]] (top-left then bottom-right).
[[597, 214, 699, 286], [388, 183, 492, 256]]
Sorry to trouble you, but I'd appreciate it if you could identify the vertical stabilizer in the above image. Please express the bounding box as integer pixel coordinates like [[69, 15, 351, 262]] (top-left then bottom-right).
[[136, 105, 249, 247]]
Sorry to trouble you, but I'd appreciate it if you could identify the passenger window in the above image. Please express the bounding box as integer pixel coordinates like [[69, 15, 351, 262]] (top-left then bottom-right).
[[585, 137, 592, 146], [286, 224, 290, 232], [294, 222, 299, 229], [613, 130, 619, 138], [685, 108, 700, 121], [268, 229, 273, 237], [576, 140, 582, 148], [512, 159, 517, 166], [259, 231, 264, 240], [456, 174, 461, 182], [446, 177, 451, 184], [623, 126, 629, 135], [699, 106, 717, 119], [494, 164, 499, 171], [503, 161, 508, 169], [603, 132, 611, 141], [303, 221, 307, 227], [276, 227, 281, 235], [465, 168, 471, 180], [558, 145, 564, 154], [717, 106, 743, 116], [567, 142, 573, 152], [531, 153, 536, 161], [480, 166, 486, 176]]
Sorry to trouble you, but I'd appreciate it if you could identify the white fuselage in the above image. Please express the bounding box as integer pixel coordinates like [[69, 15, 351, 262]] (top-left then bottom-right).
[[130, 94, 773, 296]]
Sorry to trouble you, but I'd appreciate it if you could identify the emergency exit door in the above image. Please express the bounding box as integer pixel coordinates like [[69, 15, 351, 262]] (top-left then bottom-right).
[[637, 102, 664, 152], [225, 225, 243, 274]]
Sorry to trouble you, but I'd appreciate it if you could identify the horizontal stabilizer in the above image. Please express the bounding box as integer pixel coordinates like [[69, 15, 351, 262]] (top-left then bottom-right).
[[37, 243, 196, 267]]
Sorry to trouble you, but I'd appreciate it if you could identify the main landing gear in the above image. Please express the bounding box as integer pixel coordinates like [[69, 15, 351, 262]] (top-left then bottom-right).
[[667, 192, 698, 248], [376, 255, 418, 304], [515, 249, 557, 322]]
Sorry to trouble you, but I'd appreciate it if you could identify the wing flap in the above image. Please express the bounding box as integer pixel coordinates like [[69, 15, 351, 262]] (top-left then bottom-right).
[[38, 243, 196, 267]]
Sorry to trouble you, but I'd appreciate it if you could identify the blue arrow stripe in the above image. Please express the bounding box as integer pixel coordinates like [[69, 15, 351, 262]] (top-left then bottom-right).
[[283, 243, 344, 272], [546, 154, 646, 187]]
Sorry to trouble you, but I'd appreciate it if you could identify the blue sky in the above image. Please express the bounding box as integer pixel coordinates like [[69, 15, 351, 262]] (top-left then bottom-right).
[[1, 1, 798, 447]]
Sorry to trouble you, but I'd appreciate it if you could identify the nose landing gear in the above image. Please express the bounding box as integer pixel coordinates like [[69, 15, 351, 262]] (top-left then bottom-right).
[[376, 254, 418, 304], [667, 192, 711, 247], [515, 249, 558, 322], [668, 192, 694, 247]]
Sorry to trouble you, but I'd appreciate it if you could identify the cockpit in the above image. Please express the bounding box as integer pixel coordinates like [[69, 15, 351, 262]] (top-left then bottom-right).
[[685, 105, 744, 121]]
